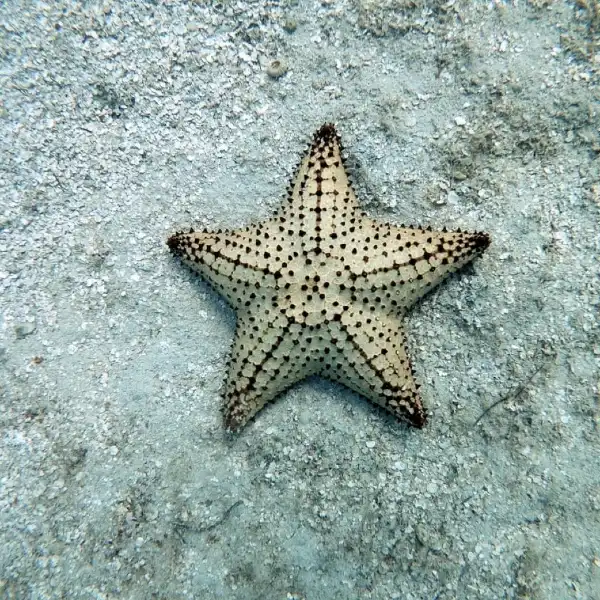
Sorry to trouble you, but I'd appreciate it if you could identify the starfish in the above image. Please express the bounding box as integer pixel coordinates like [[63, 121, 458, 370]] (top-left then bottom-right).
[[167, 124, 490, 431]]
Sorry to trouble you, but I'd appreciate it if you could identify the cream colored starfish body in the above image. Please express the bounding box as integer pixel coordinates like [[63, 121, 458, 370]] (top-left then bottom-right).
[[168, 124, 490, 431]]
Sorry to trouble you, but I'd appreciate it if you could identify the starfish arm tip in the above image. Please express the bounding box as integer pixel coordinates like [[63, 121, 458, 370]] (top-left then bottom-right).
[[410, 410, 427, 428], [167, 233, 183, 255], [477, 231, 491, 250], [314, 122, 339, 142], [223, 407, 249, 432]]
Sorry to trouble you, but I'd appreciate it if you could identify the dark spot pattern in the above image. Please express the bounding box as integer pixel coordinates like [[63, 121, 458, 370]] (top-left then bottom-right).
[[167, 123, 491, 431]]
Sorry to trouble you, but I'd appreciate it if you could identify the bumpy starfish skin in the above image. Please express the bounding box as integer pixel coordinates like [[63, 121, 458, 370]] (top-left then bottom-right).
[[167, 124, 490, 431]]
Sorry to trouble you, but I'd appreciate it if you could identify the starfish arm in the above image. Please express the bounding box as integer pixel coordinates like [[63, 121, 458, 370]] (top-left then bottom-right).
[[167, 223, 292, 309], [319, 314, 426, 427], [339, 221, 490, 310], [278, 124, 358, 213], [223, 311, 318, 430], [276, 124, 361, 259]]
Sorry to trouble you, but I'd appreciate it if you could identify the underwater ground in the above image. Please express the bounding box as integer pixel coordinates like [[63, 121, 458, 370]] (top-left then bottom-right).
[[1, 1, 599, 598]]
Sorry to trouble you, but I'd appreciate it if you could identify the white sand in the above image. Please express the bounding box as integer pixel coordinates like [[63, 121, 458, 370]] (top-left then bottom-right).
[[1, 2, 599, 598]]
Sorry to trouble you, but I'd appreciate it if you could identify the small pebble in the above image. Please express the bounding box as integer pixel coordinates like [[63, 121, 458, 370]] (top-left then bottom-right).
[[266, 59, 288, 79], [447, 190, 460, 204], [283, 19, 297, 33], [15, 323, 36, 339]]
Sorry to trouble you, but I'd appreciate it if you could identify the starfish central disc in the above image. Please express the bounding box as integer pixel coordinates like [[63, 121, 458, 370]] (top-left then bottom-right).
[[167, 124, 490, 431]]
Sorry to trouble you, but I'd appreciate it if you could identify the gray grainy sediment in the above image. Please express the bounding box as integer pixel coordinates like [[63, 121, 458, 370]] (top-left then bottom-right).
[[1, 1, 598, 599]]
